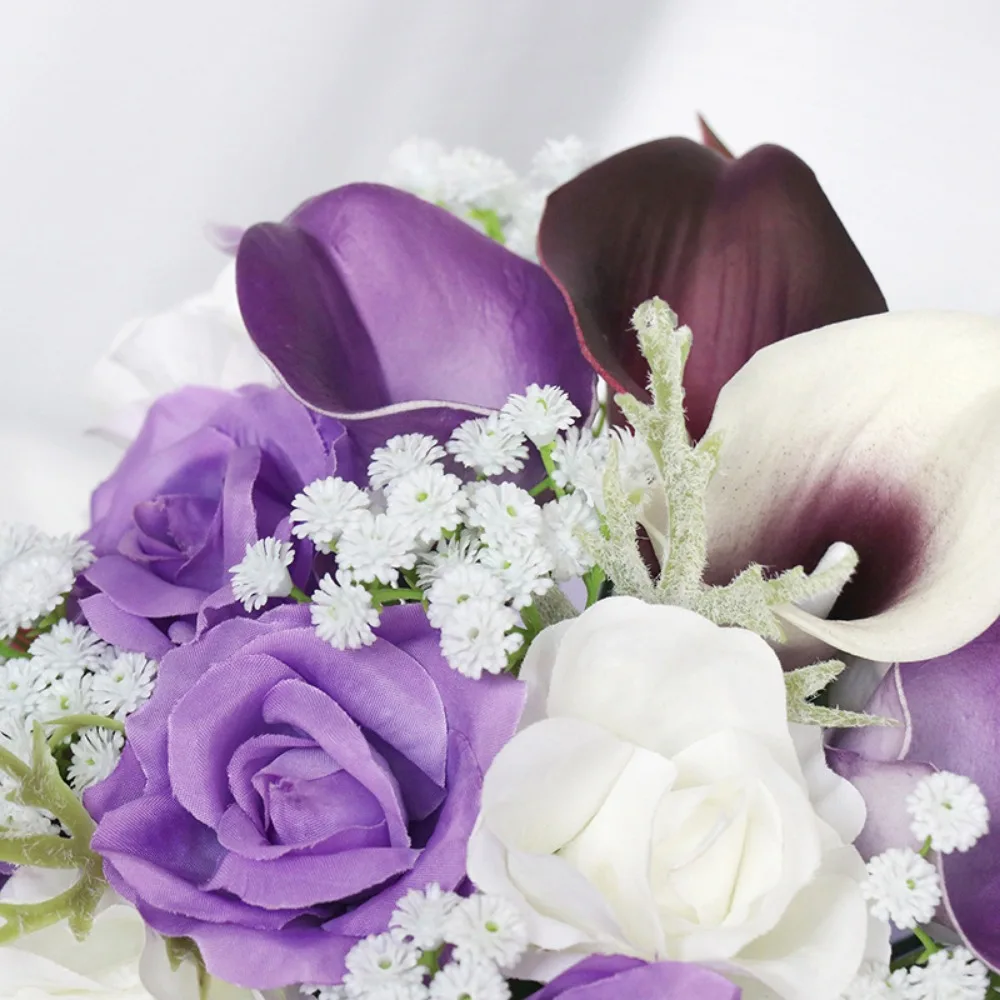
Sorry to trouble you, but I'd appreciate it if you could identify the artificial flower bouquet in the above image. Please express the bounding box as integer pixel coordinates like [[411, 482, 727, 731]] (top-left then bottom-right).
[[1, 129, 999, 1000]]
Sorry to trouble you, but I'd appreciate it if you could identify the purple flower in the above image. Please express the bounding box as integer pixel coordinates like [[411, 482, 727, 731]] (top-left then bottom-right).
[[828, 622, 1000, 969], [85, 603, 524, 989], [80, 385, 354, 657], [537, 137, 886, 439], [531, 955, 740, 1000], [235, 184, 595, 458]]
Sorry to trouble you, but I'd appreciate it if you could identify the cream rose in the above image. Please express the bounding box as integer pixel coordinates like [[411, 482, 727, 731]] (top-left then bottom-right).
[[467, 597, 888, 1000]]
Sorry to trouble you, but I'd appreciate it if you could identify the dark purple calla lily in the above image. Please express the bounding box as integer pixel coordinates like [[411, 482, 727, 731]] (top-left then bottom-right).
[[829, 624, 1000, 970], [235, 183, 594, 457], [537, 137, 887, 439]]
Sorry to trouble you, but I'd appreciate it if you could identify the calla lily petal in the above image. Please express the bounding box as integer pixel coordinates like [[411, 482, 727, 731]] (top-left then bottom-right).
[[537, 139, 885, 438], [830, 628, 1000, 969], [236, 183, 594, 445], [703, 310, 1000, 663]]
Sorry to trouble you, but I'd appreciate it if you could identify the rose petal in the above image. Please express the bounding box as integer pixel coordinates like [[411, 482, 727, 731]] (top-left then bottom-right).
[[538, 139, 885, 438], [703, 310, 1000, 662]]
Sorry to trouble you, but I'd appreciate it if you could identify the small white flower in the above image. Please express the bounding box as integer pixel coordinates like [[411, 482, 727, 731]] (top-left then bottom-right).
[[840, 964, 905, 1000], [612, 426, 659, 502], [541, 493, 599, 580], [466, 483, 542, 550], [390, 882, 462, 950], [311, 572, 380, 649], [37, 672, 95, 724], [0, 523, 41, 565], [438, 599, 522, 679], [229, 537, 296, 611], [439, 147, 518, 210], [442, 894, 528, 970], [428, 959, 510, 1000], [45, 533, 96, 573], [907, 947, 990, 1000], [477, 541, 554, 609], [0, 773, 54, 836], [68, 727, 123, 791], [447, 414, 528, 477], [291, 477, 370, 552], [368, 435, 446, 493], [0, 551, 74, 639], [907, 771, 990, 854], [28, 621, 108, 676], [387, 466, 466, 545], [500, 385, 580, 447], [90, 651, 157, 719], [550, 426, 609, 497], [343, 931, 428, 1000], [861, 848, 942, 928], [416, 533, 482, 589], [426, 564, 507, 629], [0, 715, 34, 762], [338, 513, 418, 586], [0, 659, 48, 719], [528, 135, 596, 188]]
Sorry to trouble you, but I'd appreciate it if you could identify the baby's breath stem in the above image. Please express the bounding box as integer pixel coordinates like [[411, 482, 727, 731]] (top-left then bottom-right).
[[913, 925, 940, 961], [289, 586, 311, 604], [538, 444, 565, 498]]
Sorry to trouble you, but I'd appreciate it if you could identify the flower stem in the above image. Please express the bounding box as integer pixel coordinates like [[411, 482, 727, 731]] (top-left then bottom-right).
[[592, 402, 607, 437], [0, 639, 29, 659], [919, 835, 933, 857], [584, 566, 606, 607], [913, 925, 940, 961], [46, 713, 125, 748], [289, 585, 311, 604], [538, 444, 565, 498], [370, 587, 423, 605]]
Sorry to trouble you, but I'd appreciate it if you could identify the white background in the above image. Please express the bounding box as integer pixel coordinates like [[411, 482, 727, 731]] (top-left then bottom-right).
[[1, 0, 998, 527]]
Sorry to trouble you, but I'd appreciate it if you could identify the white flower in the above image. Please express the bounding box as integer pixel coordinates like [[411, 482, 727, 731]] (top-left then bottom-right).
[[29, 620, 108, 675], [861, 848, 942, 928], [291, 477, 370, 552], [0, 867, 262, 999], [416, 533, 482, 589], [529, 136, 595, 188], [37, 671, 95, 724], [0, 771, 54, 836], [0, 522, 42, 564], [428, 959, 510, 1000], [368, 435, 446, 493], [338, 513, 418, 585], [477, 540, 554, 609], [500, 385, 580, 447], [390, 882, 461, 950], [906, 771, 990, 854], [906, 947, 990, 1000], [550, 426, 609, 496], [387, 466, 466, 545], [447, 414, 528, 477], [89, 261, 274, 446], [438, 599, 522, 679], [0, 658, 49, 718], [91, 652, 157, 719], [426, 563, 508, 629], [468, 597, 885, 1000], [840, 964, 905, 1000], [442, 894, 528, 970], [0, 550, 75, 639], [541, 493, 598, 580], [342, 931, 428, 1000], [311, 572, 380, 649], [611, 426, 659, 501], [466, 483, 542, 550], [69, 727, 124, 791], [229, 537, 295, 611]]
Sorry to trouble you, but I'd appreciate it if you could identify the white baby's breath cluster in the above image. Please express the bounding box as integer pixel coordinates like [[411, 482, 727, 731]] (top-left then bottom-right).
[[0, 523, 93, 640], [848, 771, 992, 1000], [303, 885, 527, 1000], [383, 136, 597, 258], [267, 386, 608, 679], [0, 619, 156, 834]]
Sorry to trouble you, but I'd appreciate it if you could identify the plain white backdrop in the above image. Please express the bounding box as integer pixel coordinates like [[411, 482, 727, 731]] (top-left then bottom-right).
[[1, 0, 998, 527]]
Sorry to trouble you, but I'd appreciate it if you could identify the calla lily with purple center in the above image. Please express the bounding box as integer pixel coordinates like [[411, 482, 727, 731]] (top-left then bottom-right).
[[828, 624, 1000, 971], [537, 136, 886, 439], [235, 183, 595, 458]]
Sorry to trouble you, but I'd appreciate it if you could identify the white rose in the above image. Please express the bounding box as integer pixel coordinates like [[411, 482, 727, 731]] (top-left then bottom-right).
[[0, 867, 265, 1000], [89, 262, 274, 446], [467, 597, 889, 1000]]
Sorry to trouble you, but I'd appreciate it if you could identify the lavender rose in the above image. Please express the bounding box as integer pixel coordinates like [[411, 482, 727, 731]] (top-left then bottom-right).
[[531, 956, 741, 1000], [85, 603, 524, 989], [81, 384, 355, 657]]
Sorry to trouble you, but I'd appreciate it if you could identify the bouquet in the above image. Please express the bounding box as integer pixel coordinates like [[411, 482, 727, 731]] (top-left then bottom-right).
[[1, 126, 998, 1000]]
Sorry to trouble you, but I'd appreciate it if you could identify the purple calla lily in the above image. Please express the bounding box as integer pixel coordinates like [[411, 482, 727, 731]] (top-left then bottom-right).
[[829, 626, 1000, 970], [537, 137, 886, 439], [235, 183, 595, 457]]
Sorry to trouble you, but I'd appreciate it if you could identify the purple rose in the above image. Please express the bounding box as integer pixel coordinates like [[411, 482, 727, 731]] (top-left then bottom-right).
[[828, 622, 1000, 969], [531, 955, 740, 1000], [81, 385, 354, 657], [85, 603, 524, 989]]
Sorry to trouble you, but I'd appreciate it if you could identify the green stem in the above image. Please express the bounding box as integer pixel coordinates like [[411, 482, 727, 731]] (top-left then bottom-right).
[[919, 835, 933, 857], [538, 444, 565, 498], [913, 925, 940, 960], [370, 587, 424, 605], [528, 477, 554, 497], [289, 585, 311, 604], [47, 714, 125, 748], [0, 639, 29, 659], [584, 566, 606, 607], [592, 403, 607, 437]]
